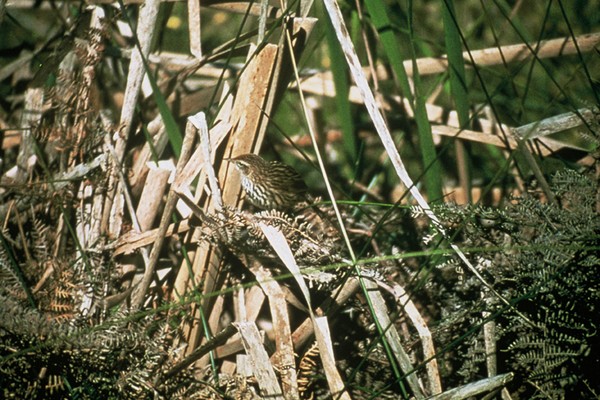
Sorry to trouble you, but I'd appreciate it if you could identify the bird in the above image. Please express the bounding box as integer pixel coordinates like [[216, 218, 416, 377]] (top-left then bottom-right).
[[225, 153, 308, 210]]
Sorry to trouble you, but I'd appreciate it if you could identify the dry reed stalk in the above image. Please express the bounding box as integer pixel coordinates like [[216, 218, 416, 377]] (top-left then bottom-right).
[[250, 262, 299, 399], [135, 162, 172, 232], [235, 321, 285, 399], [406, 32, 600, 76], [174, 43, 278, 364], [103, 0, 160, 239], [393, 282, 442, 395]]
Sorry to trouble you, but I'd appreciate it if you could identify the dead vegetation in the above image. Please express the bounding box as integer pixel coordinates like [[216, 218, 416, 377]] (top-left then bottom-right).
[[1, 1, 599, 399]]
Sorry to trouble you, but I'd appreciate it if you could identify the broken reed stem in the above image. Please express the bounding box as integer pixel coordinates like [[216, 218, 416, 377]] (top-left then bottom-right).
[[193, 112, 223, 210], [130, 122, 196, 310]]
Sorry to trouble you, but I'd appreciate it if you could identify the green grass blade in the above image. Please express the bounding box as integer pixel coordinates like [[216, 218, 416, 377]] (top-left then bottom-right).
[[325, 13, 358, 170], [365, 0, 443, 201], [141, 66, 183, 158], [441, 0, 472, 200]]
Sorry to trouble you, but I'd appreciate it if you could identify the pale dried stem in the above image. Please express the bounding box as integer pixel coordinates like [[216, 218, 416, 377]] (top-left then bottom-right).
[[406, 32, 600, 76], [234, 321, 284, 399], [176, 44, 278, 363], [102, 0, 160, 240], [129, 115, 169, 193], [363, 279, 425, 398], [136, 163, 172, 232], [259, 223, 351, 400], [251, 263, 299, 400], [15, 88, 43, 184], [113, 220, 191, 256], [130, 121, 196, 310], [393, 282, 442, 395], [481, 293, 497, 378], [191, 112, 223, 210], [429, 373, 514, 400], [187, 0, 202, 59]]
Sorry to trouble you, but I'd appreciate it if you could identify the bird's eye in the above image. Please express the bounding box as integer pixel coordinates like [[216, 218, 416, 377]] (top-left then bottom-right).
[[237, 162, 249, 173]]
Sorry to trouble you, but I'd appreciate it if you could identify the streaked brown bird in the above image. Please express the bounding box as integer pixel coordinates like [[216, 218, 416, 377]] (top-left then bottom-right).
[[226, 153, 308, 210]]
